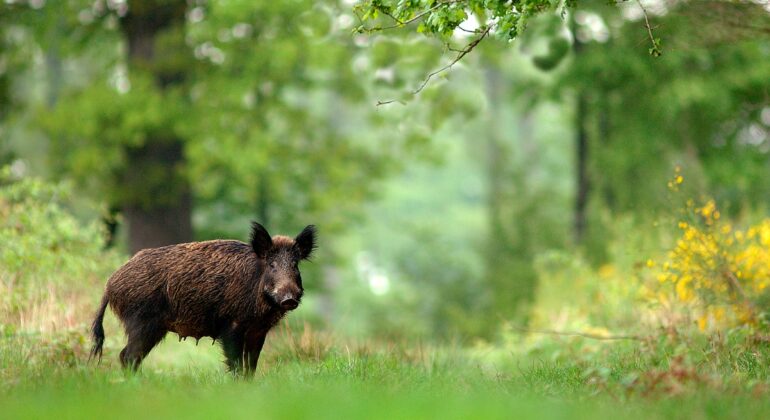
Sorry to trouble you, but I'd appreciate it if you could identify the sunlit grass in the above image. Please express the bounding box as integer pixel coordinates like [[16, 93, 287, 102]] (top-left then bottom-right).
[[3, 324, 770, 419]]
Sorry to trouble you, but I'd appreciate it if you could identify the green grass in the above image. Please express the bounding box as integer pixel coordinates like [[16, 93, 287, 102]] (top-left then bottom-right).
[[5, 169, 770, 418], [3, 327, 770, 419]]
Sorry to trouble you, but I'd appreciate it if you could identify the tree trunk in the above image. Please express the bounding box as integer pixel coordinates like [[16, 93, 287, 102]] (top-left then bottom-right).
[[572, 16, 590, 245], [125, 194, 192, 252], [120, 1, 191, 253], [599, 97, 615, 208], [574, 92, 589, 244], [122, 140, 193, 252]]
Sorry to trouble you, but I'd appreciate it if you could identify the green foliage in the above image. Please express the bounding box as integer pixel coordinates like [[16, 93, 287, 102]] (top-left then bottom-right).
[[532, 36, 570, 70], [0, 169, 120, 328], [41, 77, 188, 209], [355, 0, 557, 41], [181, 0, 434, 237], [0, 168, 109, 276], [563, 3, 770, 219], [329, 138, 489, 338], [6, 0, 436, 246]]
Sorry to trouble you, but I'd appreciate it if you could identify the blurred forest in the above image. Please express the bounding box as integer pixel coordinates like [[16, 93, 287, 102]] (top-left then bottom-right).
[[2, 0, 770, 342]]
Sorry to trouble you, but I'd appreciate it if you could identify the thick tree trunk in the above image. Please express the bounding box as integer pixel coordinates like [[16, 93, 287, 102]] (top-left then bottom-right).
[[122, 140, 193, 252], [120, 1, 191, 253], [125, 195, 192, 252]]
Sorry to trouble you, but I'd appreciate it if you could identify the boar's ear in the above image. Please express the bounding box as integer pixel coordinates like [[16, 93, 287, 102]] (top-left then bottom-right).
[[295, 225, 317, 260], [250, 222, 273, 257]]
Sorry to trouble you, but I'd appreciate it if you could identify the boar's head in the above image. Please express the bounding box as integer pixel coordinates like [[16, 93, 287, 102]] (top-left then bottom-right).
[[251, 222, 316, 311]]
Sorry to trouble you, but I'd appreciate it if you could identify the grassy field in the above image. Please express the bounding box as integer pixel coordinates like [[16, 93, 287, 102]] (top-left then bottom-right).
[[3, 177, 770, 419], [3, 321, 770, 419]]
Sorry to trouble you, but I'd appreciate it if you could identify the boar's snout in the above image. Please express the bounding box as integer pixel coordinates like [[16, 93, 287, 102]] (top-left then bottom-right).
[[264, 281, 303, 311], [280, 297, 299, 310]]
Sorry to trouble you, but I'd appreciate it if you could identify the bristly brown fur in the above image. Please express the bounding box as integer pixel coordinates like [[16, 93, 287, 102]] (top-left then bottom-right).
[[271, 235, 295, 248], [89, 222, 317, 374]]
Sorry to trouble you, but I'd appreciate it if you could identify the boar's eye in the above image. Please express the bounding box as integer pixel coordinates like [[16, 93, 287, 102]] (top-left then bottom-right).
[[269, 261, 276, 269]]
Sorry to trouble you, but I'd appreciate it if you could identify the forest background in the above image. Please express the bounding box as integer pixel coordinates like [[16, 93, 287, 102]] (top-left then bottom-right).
[[2, 1, 770, 418]]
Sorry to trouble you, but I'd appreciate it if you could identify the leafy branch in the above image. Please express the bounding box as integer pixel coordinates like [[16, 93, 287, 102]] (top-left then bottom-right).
[[357, 0, 665, 105], [635, 0, 662, 56], [376, 24, 491, 106], [355, 0, 466, 33]]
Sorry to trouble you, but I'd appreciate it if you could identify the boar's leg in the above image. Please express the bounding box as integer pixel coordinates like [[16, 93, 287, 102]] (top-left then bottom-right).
[[119, 321, 167, 371], [221, 331, 245, 373], [221, 329, 266, 374], [243, 331, 267, 372]]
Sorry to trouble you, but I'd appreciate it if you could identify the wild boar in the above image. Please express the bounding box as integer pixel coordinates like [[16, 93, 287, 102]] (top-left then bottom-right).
[[89, 222, 316, 373]]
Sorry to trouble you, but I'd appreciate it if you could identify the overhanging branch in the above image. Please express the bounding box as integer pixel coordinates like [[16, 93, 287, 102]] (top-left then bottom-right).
[[376, 25, 491, 106]]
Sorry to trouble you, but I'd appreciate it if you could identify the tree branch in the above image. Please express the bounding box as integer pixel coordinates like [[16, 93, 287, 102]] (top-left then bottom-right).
[[376, 25, 491, 106], [636, 0, 662, 56], [360, 0, 466, 33], [412, 25, 490, 94], [509, 326, 646, 341]]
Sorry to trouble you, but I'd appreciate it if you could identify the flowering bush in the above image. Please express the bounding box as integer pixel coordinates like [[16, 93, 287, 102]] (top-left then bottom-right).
[[652, 169, 770, 330]]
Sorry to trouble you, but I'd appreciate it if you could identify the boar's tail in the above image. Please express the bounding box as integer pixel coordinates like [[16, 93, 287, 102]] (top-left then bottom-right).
[[89, 292, 109, 363]]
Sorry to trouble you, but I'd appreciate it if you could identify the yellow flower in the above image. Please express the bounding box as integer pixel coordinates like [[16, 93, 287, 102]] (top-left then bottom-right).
[[647, 178, 770, 329], [700, 200, 716, 218], [676, 275, 694, 302], [598, 264, 616, 279], [697, 315, 708, 331], [713, 307, 725, 321]]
